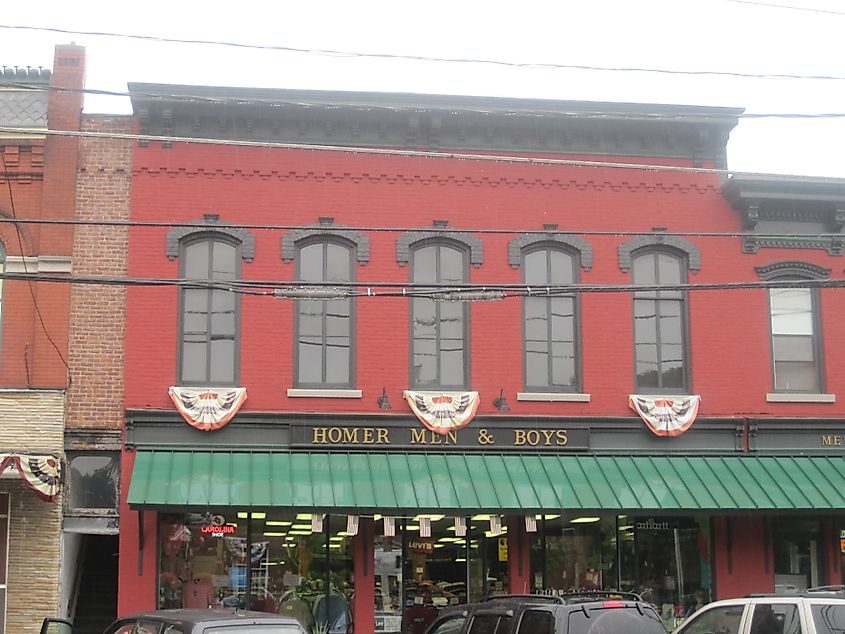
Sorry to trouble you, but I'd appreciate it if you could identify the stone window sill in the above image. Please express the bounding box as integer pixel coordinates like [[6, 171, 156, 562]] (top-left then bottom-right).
[[516, 392, 591, 402], [287, 388, 362, 398], [766, 393, 835, 403]]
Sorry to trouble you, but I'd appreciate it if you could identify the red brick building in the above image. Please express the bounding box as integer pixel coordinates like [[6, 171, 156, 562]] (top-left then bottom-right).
[[120, 84, 845, 633], [0, 45, 82, 633]]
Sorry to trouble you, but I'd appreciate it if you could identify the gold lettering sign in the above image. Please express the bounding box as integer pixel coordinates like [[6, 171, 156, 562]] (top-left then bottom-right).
[[312, 427, 391, 444], [410, 429, 458, 445], [821, 435, 842, 446], [514, 429, 568, 447]]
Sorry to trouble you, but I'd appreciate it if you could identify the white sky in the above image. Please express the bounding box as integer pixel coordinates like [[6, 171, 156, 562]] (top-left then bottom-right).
[[2, 0, 844, 178]]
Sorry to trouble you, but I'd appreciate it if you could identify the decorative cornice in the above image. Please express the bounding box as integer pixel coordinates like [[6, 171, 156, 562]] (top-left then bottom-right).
[[165, 213, 255, 262], [507, 229, 593, 270], [129, 83, 741, 162], [755, 261, 831, 280], [396, 221, 484, 267], [281, 217, 370, 264], [4, 255, 72, 274], [618, 234, 701, 272]]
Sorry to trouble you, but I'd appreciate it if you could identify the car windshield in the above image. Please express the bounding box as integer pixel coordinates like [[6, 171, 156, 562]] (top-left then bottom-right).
[[568, 606, 667, 634]]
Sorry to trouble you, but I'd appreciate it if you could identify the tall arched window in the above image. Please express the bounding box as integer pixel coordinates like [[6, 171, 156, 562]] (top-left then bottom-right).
[[631, 249, 689, 392], [523, 246, 580, 392], [295, 238, 354, 388], [178, 235, 240, 385], [411, 241, 469, 390]]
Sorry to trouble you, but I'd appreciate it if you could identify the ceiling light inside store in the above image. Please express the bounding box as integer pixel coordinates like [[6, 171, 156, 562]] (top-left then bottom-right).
[[296, 513, 312, 520], [329, 543, 341, 549], [471, 514, 491, 521], [238, 512, 248, 519], [455, 558, 467, 562], [263, 532, 286, 537], [266, 521, 293, 526], [289, 530, 312, 535], [330, 536, 344, 541], [336, 531, 353, 537], [415, 514, 445, 521], [251, 513, 266, 519], [405, 524, 419, 531], [543, 515, 561, 520], [570, 517, 601, 523], [291, 524, 311, 530], [617, 525, 634, 531]]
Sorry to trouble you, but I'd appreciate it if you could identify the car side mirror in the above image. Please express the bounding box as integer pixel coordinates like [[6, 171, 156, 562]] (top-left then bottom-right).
[[41, 618, 74, 634]]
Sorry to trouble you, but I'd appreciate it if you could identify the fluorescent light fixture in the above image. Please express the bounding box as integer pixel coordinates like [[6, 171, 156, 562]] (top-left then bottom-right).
[[289, 530, 312, 535], [617, 525, 634, 531], [237, 512, 248, 519], [374, 514, 382, 521], [434, 544, 445, 549], [570, 517, 601, 524], [415, 514, 445, 521], [263, 532, 286, 537], [438, 537, 461, 543], [471, 514, 491, 521], [265, 561, 278, 566], [330, 536, 344, 541], [455, 558, 467, 562], [336, 531, 352, 537], [266, 521, 293, 527], [543, 514, 561, 520], [291, 524, 312, 530], [251, 512, 266, 520], [329, 543, 341, 549], [296, 513, 312, 520], [405, 524, 419, 531]]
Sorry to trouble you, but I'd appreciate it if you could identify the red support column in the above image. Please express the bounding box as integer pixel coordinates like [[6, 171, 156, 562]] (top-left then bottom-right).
[[507, 516, 531, 594], [353, 517, 375, 634]]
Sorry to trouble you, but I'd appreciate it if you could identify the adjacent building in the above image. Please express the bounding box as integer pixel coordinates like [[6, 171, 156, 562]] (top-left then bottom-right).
[[117, 83, 845, 634]]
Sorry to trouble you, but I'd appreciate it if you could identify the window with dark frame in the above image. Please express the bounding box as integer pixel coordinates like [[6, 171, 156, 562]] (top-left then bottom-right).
[[68, 453, 120, 512], [632, 249, 689, 392], [757, 262, 829, 394], [178, 235, 239, 386], [295, 239, 354, 388], [411, 241, 469, 390], [523, 246, 579, 392]]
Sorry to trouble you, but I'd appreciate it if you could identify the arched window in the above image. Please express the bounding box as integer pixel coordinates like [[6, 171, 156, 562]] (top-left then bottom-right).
[[410, 240, 469, 390], [631, 249, 690, 393], [523, 246, 580, 392], [178, 234, 240, 386], [756, 261, 829, 393], [295, 238, 355, 388]]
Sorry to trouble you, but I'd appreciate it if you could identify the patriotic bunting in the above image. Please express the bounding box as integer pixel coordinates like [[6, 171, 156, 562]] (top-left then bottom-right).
[[403, 390, 480, 435], [168, 387, 247, 431], [629, 394, 702, 437], [0, 453, 61, 502]]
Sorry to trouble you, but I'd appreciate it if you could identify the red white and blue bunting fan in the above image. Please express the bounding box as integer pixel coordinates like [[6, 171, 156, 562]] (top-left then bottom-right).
[[0, 453, 61, 502], [168, 387, 248, 432], [629, 394, 702, 437], [403, 391, 480, 435]]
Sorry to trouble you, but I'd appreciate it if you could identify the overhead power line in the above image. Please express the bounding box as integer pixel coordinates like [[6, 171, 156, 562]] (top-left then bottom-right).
[[723, 0, 845, 16], [1, 24, 844, 81], [3, 217, 845, 241], [0, 125, 745, 177], [4, 82, 845, 120], [3, 271, 845, 299]]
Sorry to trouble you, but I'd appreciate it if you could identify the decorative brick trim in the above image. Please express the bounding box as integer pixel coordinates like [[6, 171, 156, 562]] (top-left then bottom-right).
[[281, 218, 370, 264], [755, 261, 831, 280], [396, 222, 483, 267], [508, 231, 593, 270], [618, 235, 701, 271], [166, 213, 255, 262]]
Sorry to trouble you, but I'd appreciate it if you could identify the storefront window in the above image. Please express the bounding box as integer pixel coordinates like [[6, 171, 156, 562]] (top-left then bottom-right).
[[158, 512, 353, 632], [773, 518, 821, 591], [467, 516, 508, 601], [529, 514, 711, 629]]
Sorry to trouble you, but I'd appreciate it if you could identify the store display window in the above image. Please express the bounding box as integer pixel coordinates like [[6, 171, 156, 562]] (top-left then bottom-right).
[[773, 518, 821, 592], [529, 514, 712, 628], [158, 512, 353, 633]]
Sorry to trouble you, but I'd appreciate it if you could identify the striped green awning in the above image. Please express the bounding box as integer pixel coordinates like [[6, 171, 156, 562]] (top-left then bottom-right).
[[127, 451, 845, 512]]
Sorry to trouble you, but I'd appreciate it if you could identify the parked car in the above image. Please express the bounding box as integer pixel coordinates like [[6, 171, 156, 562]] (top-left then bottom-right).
[[41, 608, 309, 634], [672, 586, 845, 634], [424, 591, 668, 634]]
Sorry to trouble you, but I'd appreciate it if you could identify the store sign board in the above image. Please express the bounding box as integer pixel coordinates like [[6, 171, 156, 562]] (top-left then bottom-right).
[[292, 424, 589, 451], [407, 538, 435, 554]]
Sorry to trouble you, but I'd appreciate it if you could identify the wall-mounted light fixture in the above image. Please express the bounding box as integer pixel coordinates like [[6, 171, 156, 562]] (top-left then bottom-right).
[[493, 389, 510, 412], [377, 387, 391, 410]]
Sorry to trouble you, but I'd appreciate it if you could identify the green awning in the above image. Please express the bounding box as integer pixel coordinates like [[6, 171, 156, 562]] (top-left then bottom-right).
[[127, 451, 845, 512]]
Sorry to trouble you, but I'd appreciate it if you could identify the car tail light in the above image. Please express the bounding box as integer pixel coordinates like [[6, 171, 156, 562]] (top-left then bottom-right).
[[603, 601, 625, 608]]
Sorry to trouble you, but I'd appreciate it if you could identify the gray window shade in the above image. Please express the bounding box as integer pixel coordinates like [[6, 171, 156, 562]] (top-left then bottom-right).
[[179, 237, 239, 385], [295, 240, 354, 387], [69, 455, 119, 510], [632, 250, 688, 392], [411, 243, 468, 389], [523, 247, 578, 392]]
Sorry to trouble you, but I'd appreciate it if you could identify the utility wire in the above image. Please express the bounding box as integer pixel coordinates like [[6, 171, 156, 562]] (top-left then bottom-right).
[[2, 217, 844, 241], [3, 271, 845, 298], [0, 125, 752, 177], [5, 82, 845, 120], [1, 24, 844, 81], [723, 0, 845, 16]]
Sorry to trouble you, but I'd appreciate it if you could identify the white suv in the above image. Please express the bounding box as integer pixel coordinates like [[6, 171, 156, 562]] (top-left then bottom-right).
[[673, 588, 845, 634]]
